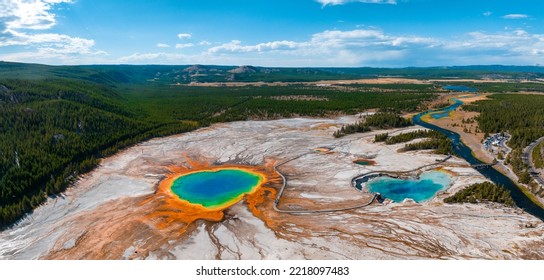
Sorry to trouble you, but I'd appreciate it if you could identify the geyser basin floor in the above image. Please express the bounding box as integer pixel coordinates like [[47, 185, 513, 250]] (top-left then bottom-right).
[[366, 171, 451, 202], [1, 116, 542, 260], [171, 168, 264, 209]]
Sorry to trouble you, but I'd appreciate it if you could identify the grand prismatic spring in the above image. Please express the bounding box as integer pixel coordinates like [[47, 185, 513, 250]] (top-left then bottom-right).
[[170, 168, 265, 209]]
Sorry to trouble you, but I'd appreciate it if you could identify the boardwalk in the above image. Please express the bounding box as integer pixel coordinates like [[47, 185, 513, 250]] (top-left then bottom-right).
[[471, 163, 497, 169], [273, 151, 451, 214], [272, 151, 378, 214]]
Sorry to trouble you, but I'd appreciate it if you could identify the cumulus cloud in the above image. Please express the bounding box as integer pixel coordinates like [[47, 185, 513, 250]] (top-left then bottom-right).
[[316, 0, 397, 6], [118, 52, 188, 63], [502, 14, 529, 19], [175, 43, 194, 49], [208, 40, 300, 53], [114, 27, 544, 67], [116, 52, 235, 65], [208, 29, 434, 54], [445, 29, 544, 52], [0, 29, 96, 53], [200, 27, 544, 66], [435, 29, 544, 65], [0, 0, 73, 30], [0, 0, 105, 63], [483, 11, 492, 17], [156, 43, 170, 48], [199, 40, 212, 46], [204, 28, 436, 66], [177, 33, 192, 40]]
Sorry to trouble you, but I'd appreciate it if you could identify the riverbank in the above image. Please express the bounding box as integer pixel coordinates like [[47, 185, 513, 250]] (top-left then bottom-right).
[[415, 94, 544, 214], [425, 94, 544, 207], [425, 94, 491, 162]]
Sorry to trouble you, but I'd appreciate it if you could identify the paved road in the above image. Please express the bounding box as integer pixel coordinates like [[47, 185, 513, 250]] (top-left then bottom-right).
[[523, 136, 544, 187]]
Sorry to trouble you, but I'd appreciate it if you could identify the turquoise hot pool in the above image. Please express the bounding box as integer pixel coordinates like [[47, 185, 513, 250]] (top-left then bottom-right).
[[365, 171, 451, 203], [170, 168, 263, 209]]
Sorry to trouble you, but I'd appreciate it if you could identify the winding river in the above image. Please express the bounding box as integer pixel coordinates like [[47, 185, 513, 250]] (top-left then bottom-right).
[[413, 101, 544, 221]]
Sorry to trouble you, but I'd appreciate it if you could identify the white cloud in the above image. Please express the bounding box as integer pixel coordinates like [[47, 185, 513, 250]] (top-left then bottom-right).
[[0, 31, 107, 65], [439, 29, 544, 65], [2, 30, 98, 54], [1, 0, 73, 30], [113, 27, 544, 67], [483, 11, 492, 17], [175, 43, 194, 49], [0, 23, 99, 56], [156, 43, 170, 48], [204, 29, 435, 66], [445, 29, 544, 52], [0, 50, 106, 65], [208, 29, 434, 55], [177, 33, 192, 40], [208, 40, 300, 53], [200, 27, 544, 66], [503, 14, 529, 19], [0, 0, 105, 63], [199, 40, 212, 46], [316, 0, 397, 6], [118, 52, 189, 64]]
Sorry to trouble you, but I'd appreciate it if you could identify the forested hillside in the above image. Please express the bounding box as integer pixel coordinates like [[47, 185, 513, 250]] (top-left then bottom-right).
[[0, 79, 198, 228], [0, 62, 544, 228], [7, 62, 544, 228], [0, 65, 438, 228], [2, 62, 544, 85]]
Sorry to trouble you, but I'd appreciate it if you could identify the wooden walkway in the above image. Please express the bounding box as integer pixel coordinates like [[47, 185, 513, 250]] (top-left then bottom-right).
[[351, 154, 453, 188], [272, 151, 452, 214], [471, 163, 497, 169], [272, 151, 379, 214]]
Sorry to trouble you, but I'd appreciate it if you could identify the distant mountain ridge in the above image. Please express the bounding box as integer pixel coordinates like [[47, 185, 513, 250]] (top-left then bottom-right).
[[1, 61, 543, 85]]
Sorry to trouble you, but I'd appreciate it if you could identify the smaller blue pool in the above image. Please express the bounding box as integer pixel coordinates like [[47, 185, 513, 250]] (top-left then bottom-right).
[[366, 171, 451, 202], [443, 85, 478, 92]]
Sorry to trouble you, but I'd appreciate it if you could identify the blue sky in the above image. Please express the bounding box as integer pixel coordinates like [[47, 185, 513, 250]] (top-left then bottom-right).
[[1, 0, 543, 67]]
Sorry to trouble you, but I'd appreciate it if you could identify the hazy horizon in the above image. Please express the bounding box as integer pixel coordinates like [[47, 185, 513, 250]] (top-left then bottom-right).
[[2, 60, 544, 69]]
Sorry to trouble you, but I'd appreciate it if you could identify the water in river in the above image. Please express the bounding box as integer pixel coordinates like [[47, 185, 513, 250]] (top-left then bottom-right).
[[413, 102, 544, 220], [443, 85, 478, 92]]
